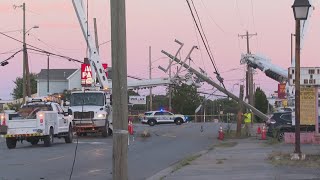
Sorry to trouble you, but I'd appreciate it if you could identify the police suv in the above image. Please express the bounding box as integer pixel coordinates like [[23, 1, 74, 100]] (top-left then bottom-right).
[[140, 110, 186, 126]]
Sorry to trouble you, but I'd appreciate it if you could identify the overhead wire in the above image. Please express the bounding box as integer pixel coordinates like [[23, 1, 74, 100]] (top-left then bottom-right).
[[186, 0, 228, 92]]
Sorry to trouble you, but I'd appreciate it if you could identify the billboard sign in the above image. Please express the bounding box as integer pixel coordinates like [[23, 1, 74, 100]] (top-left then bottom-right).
[[278, 83, 286, 99], [129, 96, 146, 105], [81, 63, 108, 86], [300, 87, 317, 125]]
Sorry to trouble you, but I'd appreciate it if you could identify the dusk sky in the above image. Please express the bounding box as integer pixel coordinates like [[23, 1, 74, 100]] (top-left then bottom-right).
[[1, 0, 320, 100]]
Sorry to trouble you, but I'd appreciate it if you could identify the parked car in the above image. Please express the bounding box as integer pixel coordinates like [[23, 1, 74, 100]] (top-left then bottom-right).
[[140, 110, 186, 126], [267, 111, 319, 141]]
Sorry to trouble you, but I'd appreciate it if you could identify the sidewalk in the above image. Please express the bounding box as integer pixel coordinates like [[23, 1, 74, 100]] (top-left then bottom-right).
[[161, 138, 320, 180]]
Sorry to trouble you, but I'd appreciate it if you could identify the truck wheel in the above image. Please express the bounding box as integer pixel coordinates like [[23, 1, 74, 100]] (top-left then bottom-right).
[[108, 128, 113, 136], [30, 138, 39, 145], [6, 138, 17, 149], [175, 118, 183, 125], [65, 126, 73, 143], [102, 121, 109, 137], [148, 119, 156, 126], [44, 128, 54, 147]]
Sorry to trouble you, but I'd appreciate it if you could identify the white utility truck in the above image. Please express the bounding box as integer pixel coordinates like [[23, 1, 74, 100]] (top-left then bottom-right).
[[3, 99, 73, 149]]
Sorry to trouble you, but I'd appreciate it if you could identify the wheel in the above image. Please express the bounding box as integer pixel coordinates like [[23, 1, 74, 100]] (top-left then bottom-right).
[[277, 131, 284, 142], [65, 125, 73, 143], [44, 128, 54, 147], [175, 118, 183, 125], [148, 119, 156, 126], [30, 138, 39, 145], [108, 128, 113, 136], [102, 121, 109, 137], [6, 138, 17, 149]]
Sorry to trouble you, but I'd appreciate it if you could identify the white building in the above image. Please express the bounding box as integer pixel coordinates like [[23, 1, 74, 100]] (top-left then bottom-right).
[[37, 69, 81, 97]]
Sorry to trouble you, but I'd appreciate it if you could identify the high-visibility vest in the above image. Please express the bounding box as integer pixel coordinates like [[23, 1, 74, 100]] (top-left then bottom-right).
[[244, 113, 252, 123]]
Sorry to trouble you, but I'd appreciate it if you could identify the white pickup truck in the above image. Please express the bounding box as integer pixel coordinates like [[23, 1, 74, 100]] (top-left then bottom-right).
[[1, 100, 73, 149]]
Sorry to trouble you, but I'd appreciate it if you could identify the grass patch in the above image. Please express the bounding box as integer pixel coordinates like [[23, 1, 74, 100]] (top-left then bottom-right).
[[224, 130, 248, 139], [171, 154, 202, 173], [268, 152, 320, 168], [214, 141, 238, 148]]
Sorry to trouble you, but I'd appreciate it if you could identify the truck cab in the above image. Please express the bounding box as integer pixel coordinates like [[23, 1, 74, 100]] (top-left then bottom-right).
[[68, 90, 112, 137]]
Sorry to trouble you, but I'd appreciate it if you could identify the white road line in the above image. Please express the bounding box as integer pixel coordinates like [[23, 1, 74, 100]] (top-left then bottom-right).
[[47, 156, 65, 161]]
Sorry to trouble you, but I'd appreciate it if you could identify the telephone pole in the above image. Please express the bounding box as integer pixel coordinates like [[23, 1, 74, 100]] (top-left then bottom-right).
[[111, 0, 128, 179], [149, 46, 153, 111], [22, 2, 26, 103], [239, 31, 257, 124]]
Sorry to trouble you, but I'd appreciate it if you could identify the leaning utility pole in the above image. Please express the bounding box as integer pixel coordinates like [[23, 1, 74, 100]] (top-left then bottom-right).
[[111, 0, 128, 179], [239, 31, 257, 124], [149, 46, 153, 111], [93, 18, 100, 54], [47, 55, 50, 94], [162, 50, 269, 121]]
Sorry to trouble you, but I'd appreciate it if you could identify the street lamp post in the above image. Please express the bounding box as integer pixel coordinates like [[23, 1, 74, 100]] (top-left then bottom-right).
[[292, 0, 311, 156]]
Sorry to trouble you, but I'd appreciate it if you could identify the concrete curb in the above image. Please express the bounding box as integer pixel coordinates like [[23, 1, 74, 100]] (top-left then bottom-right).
[[146, 149, 209, 180]]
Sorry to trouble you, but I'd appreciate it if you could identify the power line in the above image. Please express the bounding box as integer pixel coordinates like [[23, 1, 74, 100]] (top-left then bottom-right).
[[0, 31, 83, 63], [186, 0, 227, 92]]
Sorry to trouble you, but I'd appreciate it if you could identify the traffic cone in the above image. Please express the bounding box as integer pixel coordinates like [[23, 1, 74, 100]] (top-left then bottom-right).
[[257, 126, 261, 134], [218, 126, 224, 140], [128, 121, 134, 135], [261, 124, 266, 140]]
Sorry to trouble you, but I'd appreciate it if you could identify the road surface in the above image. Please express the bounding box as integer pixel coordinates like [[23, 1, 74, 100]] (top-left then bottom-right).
[[0, 122, 222, 180]]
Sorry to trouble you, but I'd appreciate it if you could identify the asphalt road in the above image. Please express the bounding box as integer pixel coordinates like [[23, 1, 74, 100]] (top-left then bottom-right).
[[0, 122, 222, 180]]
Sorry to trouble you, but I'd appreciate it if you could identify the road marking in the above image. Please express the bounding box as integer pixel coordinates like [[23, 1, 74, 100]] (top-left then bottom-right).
[[162, 134, 176, 138], [88, 169, 105, 174], [47, 156, 65, 161], [75, 141, 107, 145]]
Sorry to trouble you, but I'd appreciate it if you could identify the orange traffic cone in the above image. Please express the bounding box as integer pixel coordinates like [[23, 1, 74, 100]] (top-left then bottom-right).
[[261, 124, 266, 140], [128, 121, 134, 135], [218, 126, 224, 140]]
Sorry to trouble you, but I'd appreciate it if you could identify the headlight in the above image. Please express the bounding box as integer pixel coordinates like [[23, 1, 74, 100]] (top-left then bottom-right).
[[97, 113, 106, 118]]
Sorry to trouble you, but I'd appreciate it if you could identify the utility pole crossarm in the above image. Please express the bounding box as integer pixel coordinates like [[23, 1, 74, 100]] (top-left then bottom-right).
[[162, 50, 268, 121]]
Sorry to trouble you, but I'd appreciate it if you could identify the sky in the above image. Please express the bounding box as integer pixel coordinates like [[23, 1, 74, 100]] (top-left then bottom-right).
[[1, 0, 320, 100]]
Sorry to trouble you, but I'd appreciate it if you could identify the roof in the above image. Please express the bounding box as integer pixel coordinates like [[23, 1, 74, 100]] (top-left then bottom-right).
[[37, 69, 78, 81]]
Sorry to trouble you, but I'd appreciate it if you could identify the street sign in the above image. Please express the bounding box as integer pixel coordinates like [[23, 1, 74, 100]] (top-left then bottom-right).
[[300, 87, 317, 125], [129, 96, 146, 105]]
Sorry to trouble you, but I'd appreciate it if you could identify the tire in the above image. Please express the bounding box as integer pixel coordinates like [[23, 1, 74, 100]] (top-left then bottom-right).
[[65, 125, 73, 143], [277, 131, 285, 142], [44, 128, 54, 147], [148, 119, 156, 126], [102, 121, 109, 138], [6, 138, 17, 149], [175, 118, 183, 125], [108, 128, 113, 136], [30, 138, 39, 145]]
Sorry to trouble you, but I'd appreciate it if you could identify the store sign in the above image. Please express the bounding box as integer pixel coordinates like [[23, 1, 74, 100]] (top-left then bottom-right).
[[300, 87, 317, 125], [129, 96, 146, 105], [278, 83, 286, 99], [81, 63, 108, 86]]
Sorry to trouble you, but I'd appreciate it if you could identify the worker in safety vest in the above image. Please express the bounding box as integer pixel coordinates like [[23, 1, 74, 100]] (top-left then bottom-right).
[[243, 110, 252, 136]]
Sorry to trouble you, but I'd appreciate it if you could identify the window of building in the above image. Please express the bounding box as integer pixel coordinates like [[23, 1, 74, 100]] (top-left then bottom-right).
[[317, 69, 320, 74], [310, 75, 313, 79], [309, 79, 313, 84], [309, 69, 315, 74], [304, 79, 308, 84], [292, 69, 294, 74]]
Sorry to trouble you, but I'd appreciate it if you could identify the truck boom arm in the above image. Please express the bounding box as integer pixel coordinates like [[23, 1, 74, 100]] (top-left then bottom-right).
[[72, 0, 109, 89]]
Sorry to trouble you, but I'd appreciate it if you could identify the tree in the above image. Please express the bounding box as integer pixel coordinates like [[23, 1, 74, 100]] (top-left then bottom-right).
[[172, 83, 201, 115], [254, 87, 268, 122], [11, 73, 37, 100]]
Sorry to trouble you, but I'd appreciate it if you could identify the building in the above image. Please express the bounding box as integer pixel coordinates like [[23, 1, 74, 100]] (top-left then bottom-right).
[[37, 69, 81, 97]]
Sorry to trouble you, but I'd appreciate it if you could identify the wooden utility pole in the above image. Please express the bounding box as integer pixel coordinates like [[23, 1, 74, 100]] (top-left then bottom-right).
[[237, 85, 244, 137], [22, 2, 26, 103], [149, 46, 153, 111], [93, 18, 99, 53], [239, 31, 257, 124], [111, 0, 128, 179], [47, 55, 50, 94]]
